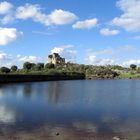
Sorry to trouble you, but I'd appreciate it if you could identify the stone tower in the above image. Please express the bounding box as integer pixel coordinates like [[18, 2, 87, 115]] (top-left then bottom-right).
[[46, 53, 65, 65]]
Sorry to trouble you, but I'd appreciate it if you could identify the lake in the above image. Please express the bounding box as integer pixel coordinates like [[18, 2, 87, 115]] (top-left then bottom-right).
[[0, 80, 140, 140]]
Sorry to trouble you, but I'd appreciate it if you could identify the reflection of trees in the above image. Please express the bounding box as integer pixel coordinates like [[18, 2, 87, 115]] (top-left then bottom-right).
[[47, 82, 62, 104], [23, 84, 33, 97], [128, 80, 137, 106]]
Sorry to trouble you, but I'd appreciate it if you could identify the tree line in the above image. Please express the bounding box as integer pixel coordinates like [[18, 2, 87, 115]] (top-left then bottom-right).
[[0, 61, 139, 79]]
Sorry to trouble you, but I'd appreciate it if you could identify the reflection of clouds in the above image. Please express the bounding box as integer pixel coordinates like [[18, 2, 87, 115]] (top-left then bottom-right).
[[0, 105, 16, 124], [0, 90, 3, 99], [101, 113, 121, 124], [112, 119, 140, 139], [72, 121, 97, 133]]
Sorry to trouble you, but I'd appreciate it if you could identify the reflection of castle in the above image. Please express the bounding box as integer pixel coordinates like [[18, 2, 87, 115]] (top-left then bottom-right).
[[46, 53, 65, 65]]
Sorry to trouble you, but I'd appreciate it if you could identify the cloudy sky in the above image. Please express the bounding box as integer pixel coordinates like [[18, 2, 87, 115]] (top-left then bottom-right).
[[0, 0, 140, 67]]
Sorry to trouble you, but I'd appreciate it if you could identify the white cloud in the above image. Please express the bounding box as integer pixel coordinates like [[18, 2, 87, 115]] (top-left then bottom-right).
[[16, 3, 77, 26], [16, 3, 41, 19], [86, 53, 117, 65], [100, 28, 120, 36], [0, 52, 11, 60], [72, 18, 98, 29], [122, 60, 140, 67], [0, 1, 13, 15], [18, 56, 40, 63], [0, 1, 14, 24], [47, 9, 78, 25], [89, 45, 136, 56], [0, 27, 23, 45], [0, 15, 14, 24], [0, 2, 77, 26], [51, 45, 77, 62], [112, 0, 140, 32], [0, 51, 41, 68], [86, 45, 138, 66]]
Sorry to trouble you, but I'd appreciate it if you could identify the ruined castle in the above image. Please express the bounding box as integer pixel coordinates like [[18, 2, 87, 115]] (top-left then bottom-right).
[[46, 53, 65, 65]]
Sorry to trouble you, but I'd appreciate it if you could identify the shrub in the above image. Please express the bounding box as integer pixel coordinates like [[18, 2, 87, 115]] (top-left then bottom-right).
[[35, 63, 44, 71], [130, 64, 137, 70], [0, 67, 10, 73], [23, 62, 36, 70], [45, 63, 55, 69], [11, 65, 18, 72]]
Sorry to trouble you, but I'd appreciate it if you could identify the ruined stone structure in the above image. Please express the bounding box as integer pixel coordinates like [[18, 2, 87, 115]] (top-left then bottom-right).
[[46, 53, 65, 65]]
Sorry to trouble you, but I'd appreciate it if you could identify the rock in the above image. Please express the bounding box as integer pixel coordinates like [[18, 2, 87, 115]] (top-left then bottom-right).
[[55, 132, 60, 136], [113, 136, 120, 140]]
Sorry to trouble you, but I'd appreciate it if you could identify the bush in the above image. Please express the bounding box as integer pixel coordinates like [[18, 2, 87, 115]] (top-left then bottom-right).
[[11, 65, 18, 72], [23, 62, 36, 70], [35, 63, 44, 71], [45, 63, 55, 69], [0, 67, 10, 73], [130, 64, 137, 70]]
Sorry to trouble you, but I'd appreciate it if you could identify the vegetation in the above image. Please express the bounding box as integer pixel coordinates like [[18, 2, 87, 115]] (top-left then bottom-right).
[[0, 67, 10, 73], [11, 65, 18, 72], [130, 64, 137, 70], [1, 61, 140, 79]]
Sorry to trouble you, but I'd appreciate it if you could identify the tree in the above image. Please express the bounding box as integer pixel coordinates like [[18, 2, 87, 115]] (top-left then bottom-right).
[[35, 63, 44, 71], [45, 63, 55, 69], [11, 65, 18, 72], [0, 67, 10, 73], [23, 62, 36, 70], [130, 64, 137, 70]]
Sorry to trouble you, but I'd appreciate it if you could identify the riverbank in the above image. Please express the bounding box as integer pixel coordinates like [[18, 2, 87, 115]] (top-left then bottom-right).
[[0, 126, 123, 140], [0, 74, 85, 83]]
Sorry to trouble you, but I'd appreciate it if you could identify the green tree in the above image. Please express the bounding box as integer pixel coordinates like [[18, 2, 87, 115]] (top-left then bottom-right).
[[45, 63, 55, 69], [0, 67, 10, 73], [130, 64, 137, 70], [23, 62, 36, 70], [35, 63, 44, 71], [11, 65, 18, 72]]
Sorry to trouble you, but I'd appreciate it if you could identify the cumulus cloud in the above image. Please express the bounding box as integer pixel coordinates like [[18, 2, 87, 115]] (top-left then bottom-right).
[[0, 52, 11, 60], [16, 3, 40, 19], [100, 28, 120, 36], [16, 3, 77, 26], [0, 2, 78, 26], [112, 0, 140, 32], [72, 18, 98, 29], [0, 1, 13, 14], [18, 55, 40, 63], [0, 1, 14, 24], [89, 45, 136, 56], [47, 9, 78, 25], [0, 28, 23, 45], [122, 60, 140, 66], [86, 53, 117, 65], [0, 51, 41, 68], [0, 15, 14, 24], [51, 45, 77, 62], [86, 45, 139, 66]]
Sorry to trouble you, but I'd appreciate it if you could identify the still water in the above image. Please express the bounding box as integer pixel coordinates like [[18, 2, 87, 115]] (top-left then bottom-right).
[[0, 80, 140, 140]]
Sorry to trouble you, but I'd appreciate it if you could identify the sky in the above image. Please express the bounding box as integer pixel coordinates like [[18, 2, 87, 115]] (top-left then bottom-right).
[[0, 0, 140, 67]]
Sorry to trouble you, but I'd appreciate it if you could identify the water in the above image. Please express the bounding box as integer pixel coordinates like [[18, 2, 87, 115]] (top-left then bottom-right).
[[0, 80, 140, 140]]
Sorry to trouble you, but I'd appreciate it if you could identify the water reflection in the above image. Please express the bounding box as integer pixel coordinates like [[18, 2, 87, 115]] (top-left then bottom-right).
[[0, 80, 140, 139], [47, 82, 62, 104], [0, 105, 16, 124]]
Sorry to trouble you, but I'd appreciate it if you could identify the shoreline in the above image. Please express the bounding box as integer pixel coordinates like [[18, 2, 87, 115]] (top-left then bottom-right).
[[0, 74, 140, 84], [0, 74, 85, 83]]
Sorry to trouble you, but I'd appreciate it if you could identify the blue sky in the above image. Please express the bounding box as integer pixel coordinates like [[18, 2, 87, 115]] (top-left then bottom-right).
[[0, 0, 140, 67]]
